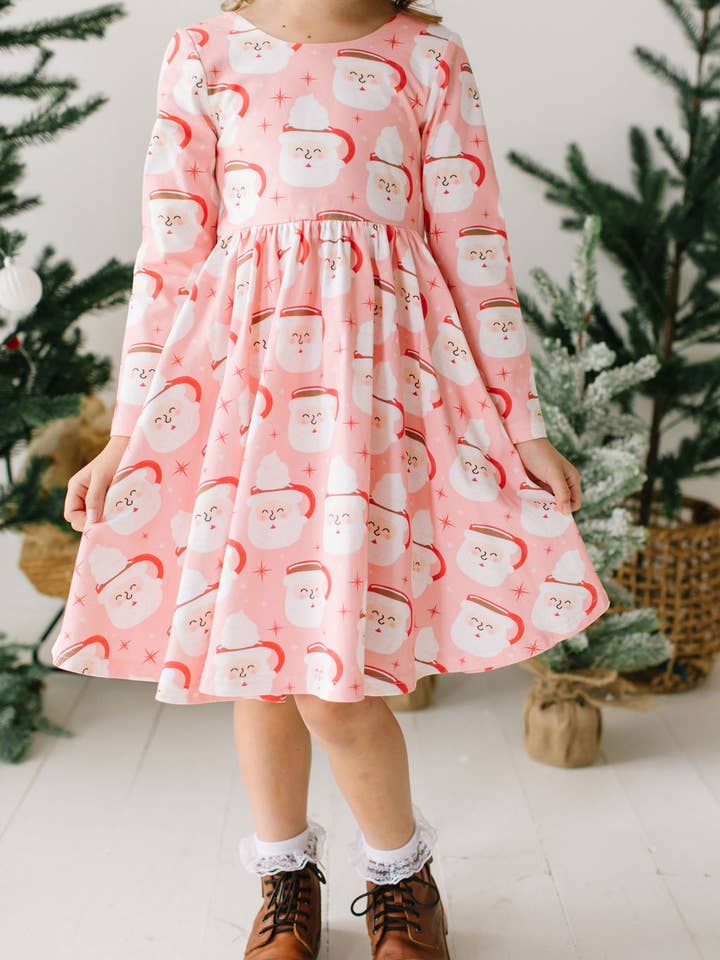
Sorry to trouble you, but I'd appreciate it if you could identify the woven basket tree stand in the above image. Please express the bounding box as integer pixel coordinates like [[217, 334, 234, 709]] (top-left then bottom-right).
[[614, 494, 720, 693]]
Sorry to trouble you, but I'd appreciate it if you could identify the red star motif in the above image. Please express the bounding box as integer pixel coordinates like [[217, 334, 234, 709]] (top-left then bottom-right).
[[258, 117, 272, 132], [385, 33, 403, 50], [427, 604, 440, 618], [215, 429, 229, 445], [344, 415, 358, 430], [352, 112, 362, 124], [343, 312, 357, 328], [171, 353, 184, 368], [408, 93, 422, 109], [269, 191, 286, 205], [511, 582, 529, 600], [302, 461, 317, 479], [504, 511, 512, 521], [526, 641, 540, 655], [350, 573, 364, 591], [476, 398, 491, 413], [351, 681, 361, 693], [269, 428, 280, 441], [426, 275, 441, 290], [152, 322, 163, 338], [453, 401, 468, 419], [71, 592, 86, 607], [544, 545, 554, 556], [272, 88, 291, 107], [269, 620, 283, 638], [143, 649, 159, 664], [338, 603, 351, 618], [219, 395, 232, 414], [430, 224, 444, 243], [458, 656, 467, 665], [347, 191, 360, 204], [471, 135, 485, 150], [185, 162, 203, 181], [434, 486, 447, 500], [356, 444, 371, 462], [233, 363, 248, 379], [172, 458, 191, 477], [119, 639, 131, 651], [439, 513, 454, 530], [301, 72, 317, 86], [254, 560, 271, 581], [208, 286, 217, 299]]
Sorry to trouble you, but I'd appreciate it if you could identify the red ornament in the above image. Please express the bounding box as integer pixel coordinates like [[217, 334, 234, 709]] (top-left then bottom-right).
[[4, 335, 21, 351]]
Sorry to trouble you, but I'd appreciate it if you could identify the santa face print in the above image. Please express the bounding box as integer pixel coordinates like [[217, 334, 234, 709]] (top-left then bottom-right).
[[519, 491, 573, 537], [460, 71, 485, 126], [333, 55, 400, 112], [59, 642, 110, 679], [146, 117, 185, 175], [411, 541, 444, 598], [248, 316, 271, 378], [223, 169, 264, 224], [367, 224, 393, 263], [425, 157, 479, 215], [288, 393, 336, 453], [366, 160, 409, 222], [430, 321, 476, 385], [157, 666, 190, 704], [142, 383, 201, 453], [400, 354, 442, 416], [117, 348, 159, 409], [171, 591, 216, 657], [449, 443, 501, 502], [150, 196, 205, 254], [367, 503, 409, 567], [99, 561, 164, 630], [319, 238, 356, 298], [529, 395, 546, 437], [187, 484, 235, 553], [531, 581, 588, 634], [323, 492, 367, 556], [127, 276, 159, 330], [247, 488, 311, 549], [105, 467, 163, 536], [283, 569, 329, 628], [456, 233, 508, 287], [410, 35, 445, 87], [351, 355, 374, 414], [372, 284, 396, 342], [228, 30, 297, 75], [394, 270, 425, 333], [403, 435, 432, 494], [173, 58, 205, 115], [275, 311, 323, 373], [456, 529, 524, 587], [371, 396, 403, 454], [451, 598, 520, 658], [280, 133, 345, 188], [478, 304, 527, 357], [165, 289, 196, 346], [365, 589, 411, 655], [214, 647, 276, 697]]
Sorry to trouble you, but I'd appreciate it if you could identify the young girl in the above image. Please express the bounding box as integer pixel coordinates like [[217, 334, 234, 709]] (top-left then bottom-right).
[[54, 0, 610, 955]]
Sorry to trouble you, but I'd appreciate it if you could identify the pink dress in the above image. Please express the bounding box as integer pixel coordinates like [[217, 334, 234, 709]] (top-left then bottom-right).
[[50, 9, 611, 704]]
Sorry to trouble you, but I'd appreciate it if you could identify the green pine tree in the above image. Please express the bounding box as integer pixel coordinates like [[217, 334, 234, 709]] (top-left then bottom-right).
[[524, 215, 672, 673], [508, 0, 720, 527], [0, 1, 129, 763]]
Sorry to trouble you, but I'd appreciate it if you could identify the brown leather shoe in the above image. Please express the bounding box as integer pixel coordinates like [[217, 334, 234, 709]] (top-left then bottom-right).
[[350, 857, 450, 959], [244, 860, 326, 959]]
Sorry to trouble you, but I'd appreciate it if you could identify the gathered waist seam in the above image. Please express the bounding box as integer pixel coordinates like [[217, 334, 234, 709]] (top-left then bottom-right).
[[220, 216, 426, 239]]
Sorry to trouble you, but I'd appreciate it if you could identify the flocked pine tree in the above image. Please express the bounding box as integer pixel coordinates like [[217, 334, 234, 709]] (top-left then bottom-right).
[[0, 1, 128, 763], [508, 0, 720, 526], [522, 215, 672, 673]]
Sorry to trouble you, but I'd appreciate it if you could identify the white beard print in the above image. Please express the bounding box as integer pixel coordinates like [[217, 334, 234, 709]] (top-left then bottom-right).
[[424, 158, 478, 214], [531, 583, 587, 634], [333, 60, 397, 111], [172, 61, 205, 115], [323, 493, 367, 556], [187, 486, 235, 553], [247, 490, 310, 549], [373, 288, 396, 343], [279, 135, 345, 188], [288, 396, 336, 453], [100, 565, 163, 630], [529, 398, 546, 438], [370, 397, 403, 454], [394, 273, 425, 333], [165, 289, 196, 346], [59, 644, 110, 678], [367, 223, 393, 262], [367, 503, 409, 567], [410, 37, 443, 87], [456, 532, 520, 587], [223, 170, 264, 224], [451, 599, 516, 658], [228, 33, 297, 74], [118, 349, 159, 408], [142, 387, 201, 453], [352, 357, 374, 414], [320, 239, 355, 298], [400, 357, 441, 416], [404, 438, 432, 494], [214, 649, 277, 697], [449, 447, 501, 503], [104, 471, 162, 535], [172, 592, 216, 657], [411, 542, 443, 598], [145, 122, 183, 175], [460, 73, 486, 126], [457, 235, 507, 287], [430, 323, 476, 385], [519, 494, 573, 537], [150, 199, 204, 254], [364, 594, 411, 655], [478, 306, 527, 357], [157, 667, 190, 704], [274, 315, 323, 373], [248, 319, 271, 378], [283, 573, 328, 628], [366, 161, 409, 222]]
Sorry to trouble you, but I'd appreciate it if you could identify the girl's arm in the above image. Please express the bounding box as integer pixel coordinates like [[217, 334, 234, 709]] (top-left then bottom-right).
[[109, 26, 219, 439]]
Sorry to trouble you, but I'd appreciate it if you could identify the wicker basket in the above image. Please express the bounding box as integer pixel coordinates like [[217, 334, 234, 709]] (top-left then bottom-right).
[[18, 521, 80, 600], [387, 674, 438, 711], [614, 494, 720, 693]]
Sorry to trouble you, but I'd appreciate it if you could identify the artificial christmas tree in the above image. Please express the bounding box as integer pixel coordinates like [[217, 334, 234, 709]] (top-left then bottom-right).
[[509, 0, 720, 690], [0, 2, 130, 762], [516, 216, 671, 766]]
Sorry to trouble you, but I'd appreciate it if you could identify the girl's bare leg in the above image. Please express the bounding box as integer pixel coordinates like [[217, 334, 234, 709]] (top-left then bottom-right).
[[292, 694, 415, 849], [232, 696, 312, 840]]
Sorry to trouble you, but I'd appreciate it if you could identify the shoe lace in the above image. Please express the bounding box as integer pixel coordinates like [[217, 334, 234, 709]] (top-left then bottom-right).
[[350, 873, 440, 935], [258, 861, 326, 937]]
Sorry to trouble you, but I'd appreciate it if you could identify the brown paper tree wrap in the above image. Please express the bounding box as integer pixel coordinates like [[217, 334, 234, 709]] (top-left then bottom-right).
[[519, 656, 658, 767]]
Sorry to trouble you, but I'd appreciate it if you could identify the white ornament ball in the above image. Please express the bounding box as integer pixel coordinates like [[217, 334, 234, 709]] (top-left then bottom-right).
[[0, 256, 43, 315]]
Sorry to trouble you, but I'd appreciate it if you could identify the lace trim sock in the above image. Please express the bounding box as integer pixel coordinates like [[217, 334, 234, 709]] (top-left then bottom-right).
[[238, 817, 327, 876], [347, 804, 438, 885]]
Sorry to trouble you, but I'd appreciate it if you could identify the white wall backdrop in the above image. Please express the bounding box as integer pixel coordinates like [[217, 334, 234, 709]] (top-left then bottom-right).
[[3, 0, 714, 641]]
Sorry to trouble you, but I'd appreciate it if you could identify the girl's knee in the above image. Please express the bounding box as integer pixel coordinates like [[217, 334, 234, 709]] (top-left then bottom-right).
[[293, 693, 380, 743]]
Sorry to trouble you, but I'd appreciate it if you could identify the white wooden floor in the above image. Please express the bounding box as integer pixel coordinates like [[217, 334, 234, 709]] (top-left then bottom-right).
[[1, 659, 719, 959]]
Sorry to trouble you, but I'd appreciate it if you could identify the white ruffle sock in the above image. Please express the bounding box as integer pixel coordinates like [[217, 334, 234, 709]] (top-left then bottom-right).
[[238, 818, 326, 876], [347, 805, 438, 885]]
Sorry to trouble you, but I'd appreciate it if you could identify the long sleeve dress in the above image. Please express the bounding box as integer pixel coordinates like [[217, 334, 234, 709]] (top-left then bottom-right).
[[50, 9, 610, 704]]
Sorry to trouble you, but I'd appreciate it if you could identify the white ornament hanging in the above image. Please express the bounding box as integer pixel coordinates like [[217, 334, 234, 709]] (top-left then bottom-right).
[[0, 255, 43, 315]]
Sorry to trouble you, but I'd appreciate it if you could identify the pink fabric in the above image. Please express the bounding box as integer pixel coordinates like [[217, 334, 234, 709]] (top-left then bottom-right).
[[51, 10, 610, 704]]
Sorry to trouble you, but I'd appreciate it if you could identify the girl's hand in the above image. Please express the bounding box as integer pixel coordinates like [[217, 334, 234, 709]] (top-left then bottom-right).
[[513, 437, 582, 515], [64, 436, 130, 532]]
